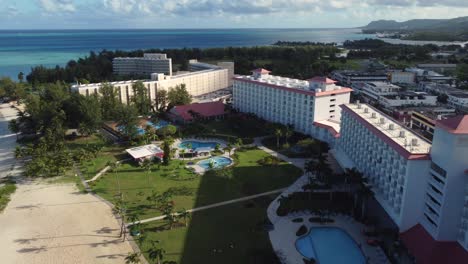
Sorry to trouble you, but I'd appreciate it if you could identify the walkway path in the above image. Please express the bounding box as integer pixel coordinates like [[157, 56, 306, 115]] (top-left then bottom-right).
[[128, 188, 285, 227], [0, 103, 20, 179], [85, 159, 130, 183]]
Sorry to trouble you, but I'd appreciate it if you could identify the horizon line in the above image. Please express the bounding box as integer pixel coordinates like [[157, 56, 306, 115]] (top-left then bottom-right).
[[0, 27, 362, 31]]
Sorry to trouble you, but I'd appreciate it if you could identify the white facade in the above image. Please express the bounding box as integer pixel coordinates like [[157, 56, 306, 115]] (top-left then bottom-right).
[[233, 69, 351, 145], [420, 83, 468, 112], [330, 70, 388, 86], [335, 103, 468, 249], [189, 60, 235, 86], [113, 53, 173, 76], [336, 103, 432, 231], [72, 66, 230, 105], [390, 71, 416, 84]]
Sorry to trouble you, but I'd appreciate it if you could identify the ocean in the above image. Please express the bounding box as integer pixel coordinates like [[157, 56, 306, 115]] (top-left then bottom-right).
[[0, 28, 373, 80]]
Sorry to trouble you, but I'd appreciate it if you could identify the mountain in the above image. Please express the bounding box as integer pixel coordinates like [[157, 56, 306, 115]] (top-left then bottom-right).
[[361, 16, 468, 41]]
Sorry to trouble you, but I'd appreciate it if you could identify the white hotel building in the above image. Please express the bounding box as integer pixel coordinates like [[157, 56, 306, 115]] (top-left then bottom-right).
[[232, 69, 352, 146], [335, 103, 468, 258], [72, 62, 231, 105], [113, 53, 173, 76]]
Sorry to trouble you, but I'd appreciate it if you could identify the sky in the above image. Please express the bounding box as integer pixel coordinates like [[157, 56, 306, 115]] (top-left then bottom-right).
[[1, 0, 468, 29]]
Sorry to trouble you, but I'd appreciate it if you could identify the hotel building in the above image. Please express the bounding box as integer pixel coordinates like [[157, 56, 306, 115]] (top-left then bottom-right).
[[113, 53, 173, 76], [335, 103, 468, 255], [232, 69, 352, 146], [72, 61, 232, 106]]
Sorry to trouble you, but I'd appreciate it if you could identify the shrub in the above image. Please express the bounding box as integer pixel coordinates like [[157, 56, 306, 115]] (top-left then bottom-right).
[[282, 143, 290, 149], [257, 156, 281, 166], [296, 225, 308, 236]]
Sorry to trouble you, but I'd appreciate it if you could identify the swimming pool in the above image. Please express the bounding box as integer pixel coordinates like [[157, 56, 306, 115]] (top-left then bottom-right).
[[147, 120, 170, 130], [197, 156, 232, 170], [179, 140, 219, 150], [296, 227, 366, 264]]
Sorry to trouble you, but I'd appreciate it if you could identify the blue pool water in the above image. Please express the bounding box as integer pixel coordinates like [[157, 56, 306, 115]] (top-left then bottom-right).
[[296, 227, 366, 264], [179, 141, 218, 150], [197, 156, 232, 170], [147, 120, 170, 130]]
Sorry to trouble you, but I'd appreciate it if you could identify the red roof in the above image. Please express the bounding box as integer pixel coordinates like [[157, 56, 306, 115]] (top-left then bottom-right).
[[400, 224, 468, 264], [251, 68, 271, 74], [436, 115, 468, 134], [171, 101, 225, 121], [307, 76, 337, 84]]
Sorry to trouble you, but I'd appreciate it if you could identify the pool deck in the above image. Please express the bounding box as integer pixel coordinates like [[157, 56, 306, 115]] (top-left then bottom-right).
[[267, 175, 391, 264]]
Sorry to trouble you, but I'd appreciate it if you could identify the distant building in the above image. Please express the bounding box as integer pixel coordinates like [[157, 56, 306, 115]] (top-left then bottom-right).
[[331, 70, 388, 86], [389, 71, 416, 84], [189, 59, 235, 86], [417, 63, 457, 74], [406, 68, 453, 84], [72, 61, 233, 106], [113, 53, 173, 76], [409, 107, 457, 141], [353, 82, 437, 108], [233, 69, 352, 146], [168, 101, 226, 124], [420, 83, 468, 113]]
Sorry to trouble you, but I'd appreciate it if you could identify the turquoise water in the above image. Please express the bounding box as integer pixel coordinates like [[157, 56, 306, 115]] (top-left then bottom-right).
[[0, 28, 372, 79], [296, 227, 366, 264], [197, 156, 232, 169], [118, 120, 171, 135], [179, 141, 218, 150]]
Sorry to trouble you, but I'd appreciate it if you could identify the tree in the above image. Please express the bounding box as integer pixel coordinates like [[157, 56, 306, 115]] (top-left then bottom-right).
[[8, 119, 20, 140], [108, 161, 122, 194], [99, 82, 121, 120], [17, 72, 24, 83], [144, 125, 157, 144], [283, 127, 293, 143], [456, 63, 468, 84], [148, 241, 166, 264], [77, 94, 102, 137], [117, 104, 139, 141], [141, 158, 153, 185], [113, 194, 127, 241], [437, 94, 449, 104], [157, 124, 177, 138], [163, 140, 171, 165], [178, 209, 191, 227], [125, 252, 141, 264], [275, 128, 282, 148], [359, 183, 374, 219], [155, 89, 168, 112], [167, 84, 191, 108], [132, 81, 151, 115], [164, 207, 177, 230]]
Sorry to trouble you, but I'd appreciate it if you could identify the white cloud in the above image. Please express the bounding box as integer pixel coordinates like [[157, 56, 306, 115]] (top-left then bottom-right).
[[38, 0, 76, 13]]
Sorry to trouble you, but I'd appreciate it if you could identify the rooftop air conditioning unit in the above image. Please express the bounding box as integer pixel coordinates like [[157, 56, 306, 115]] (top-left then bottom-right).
[[379, 117, 385, 124], [371, 112, 377, 118], [399, 131, 406, 138], [364, 108, 369, 113], [411, 138, 418, 146], [389, 124, 395, 130]]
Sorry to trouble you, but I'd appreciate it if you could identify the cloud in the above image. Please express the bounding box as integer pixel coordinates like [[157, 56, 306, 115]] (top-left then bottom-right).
[[7, 6, 19, 16], [38, 0, 76, 13]]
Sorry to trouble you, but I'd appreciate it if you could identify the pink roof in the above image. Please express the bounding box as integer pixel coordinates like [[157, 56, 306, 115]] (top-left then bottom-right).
[[171, 101, 225, 121], [307, 76, 337, 84], [436, 115, 468, 134], [313, 121, 341, 138], [400, 224, 468, 264], [251, 68, 271, 74]]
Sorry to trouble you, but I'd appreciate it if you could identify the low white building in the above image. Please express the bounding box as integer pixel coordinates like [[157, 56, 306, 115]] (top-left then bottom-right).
[[113, 53, 173, 76], [389, 71, 416, 84], [72, 61, 232, 106], [330, 70, 388, 86], [233, 69, 352, 146], [126, 144, 164, 161], [420, 83, 468, 112]]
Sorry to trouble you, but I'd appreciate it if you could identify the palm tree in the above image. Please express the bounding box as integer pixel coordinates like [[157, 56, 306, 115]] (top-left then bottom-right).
[[359, 183, 374, 219], [108, 161, 121, 194], [14, 146, 24, 159], [125, 252, 141, 264], [164, 208, 177, 230], [274, 128, 282, 148], [283, 127, 292, 144], [148, 241, 166, 264], [226, 143, 233, 157], [113, 195, 127, 240], [178, 209, 191, 227], [141, 158, 153, 185]]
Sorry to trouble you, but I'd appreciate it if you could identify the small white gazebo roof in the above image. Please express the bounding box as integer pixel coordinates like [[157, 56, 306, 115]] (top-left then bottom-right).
[[126, 144, 163, 159]]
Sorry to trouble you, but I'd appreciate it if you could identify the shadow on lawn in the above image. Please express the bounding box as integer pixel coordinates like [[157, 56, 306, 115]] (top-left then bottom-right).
[[174, 162, 298, 264]]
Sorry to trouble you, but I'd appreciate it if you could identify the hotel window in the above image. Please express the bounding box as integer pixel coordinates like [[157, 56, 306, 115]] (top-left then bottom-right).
[[330, 98, 336, 102], [330, 104, 336, 107]]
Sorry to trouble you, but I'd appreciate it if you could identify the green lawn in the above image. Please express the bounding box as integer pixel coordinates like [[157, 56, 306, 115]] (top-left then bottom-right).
[[137, 195, 279, 264], [90, 148, 302, 220]]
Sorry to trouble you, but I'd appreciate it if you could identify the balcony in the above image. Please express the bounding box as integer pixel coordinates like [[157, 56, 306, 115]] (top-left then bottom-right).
[[429, 177, 445, 193], [426, 195, 442, 212], [426, 185, 443, 203], [424, 207, 439, 223]]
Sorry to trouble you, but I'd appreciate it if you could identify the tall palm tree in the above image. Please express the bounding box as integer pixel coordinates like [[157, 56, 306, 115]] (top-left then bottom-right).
[[164, 208, 177, 230], [283, 127, 293, 144], [226, 143, 233, 157], [108, 161, 121, 194], [359, 183, 374, 219], [274, 128, 282, 148], [141, 158, 152, 185]]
